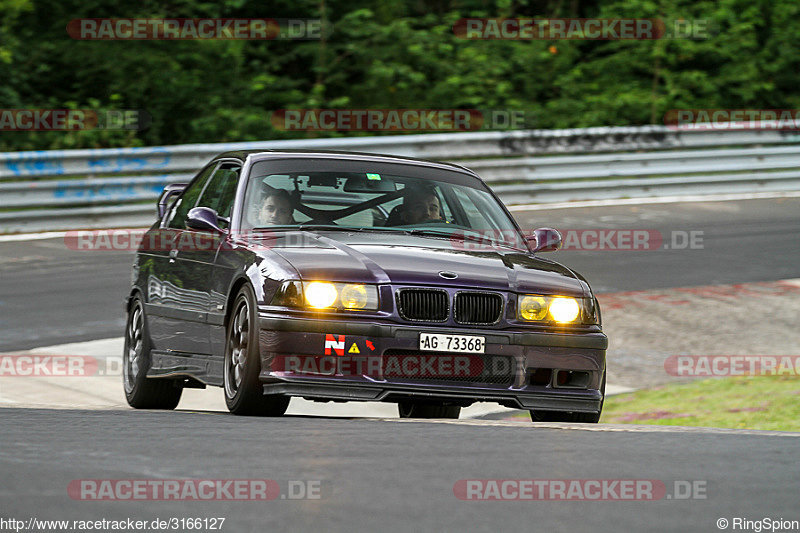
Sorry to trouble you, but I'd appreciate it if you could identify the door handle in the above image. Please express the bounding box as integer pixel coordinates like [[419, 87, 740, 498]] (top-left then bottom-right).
[[169, 249, 178, 262]]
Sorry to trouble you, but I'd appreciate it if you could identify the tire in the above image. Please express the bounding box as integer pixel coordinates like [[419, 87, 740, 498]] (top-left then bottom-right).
[[398, 401, 461, 419], [529, 371, 606, 423], [224, 285, 290, 416], [123, 296, 182, 410]]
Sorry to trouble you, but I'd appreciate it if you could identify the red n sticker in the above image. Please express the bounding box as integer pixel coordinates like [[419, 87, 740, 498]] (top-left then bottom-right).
[[324, 334, 345, 356]]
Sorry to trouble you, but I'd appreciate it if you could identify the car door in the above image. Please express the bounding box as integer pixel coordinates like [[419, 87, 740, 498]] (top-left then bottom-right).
[[174, 161, 242, 365], [146, 161, 219, 356]]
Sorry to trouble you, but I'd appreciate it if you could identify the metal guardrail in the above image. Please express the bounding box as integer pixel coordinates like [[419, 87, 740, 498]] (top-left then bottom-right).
[[1, 125, 800, 233]]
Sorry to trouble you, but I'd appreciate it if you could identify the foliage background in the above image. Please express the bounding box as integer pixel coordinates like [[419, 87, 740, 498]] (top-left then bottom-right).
[[1, 0, 798, 151]]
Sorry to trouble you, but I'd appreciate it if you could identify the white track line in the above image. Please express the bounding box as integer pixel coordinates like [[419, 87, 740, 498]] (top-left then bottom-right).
[[0, 230, 70, 242], [0, 227, 145, 243], [375, 417, 800, 437]]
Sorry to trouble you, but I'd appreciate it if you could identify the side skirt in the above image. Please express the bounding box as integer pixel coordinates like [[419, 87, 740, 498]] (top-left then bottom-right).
[[149, 350, 224, 387]]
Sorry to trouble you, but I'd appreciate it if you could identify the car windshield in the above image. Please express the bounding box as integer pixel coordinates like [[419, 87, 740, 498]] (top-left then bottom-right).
[[240, 160, 526, 250]]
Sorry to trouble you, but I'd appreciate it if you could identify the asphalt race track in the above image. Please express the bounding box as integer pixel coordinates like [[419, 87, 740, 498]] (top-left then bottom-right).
[[1, 409, 799, 532], [2, 196, 800, 531]]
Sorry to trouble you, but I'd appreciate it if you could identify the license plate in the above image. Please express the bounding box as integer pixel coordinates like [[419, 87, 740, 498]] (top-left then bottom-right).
[[419, 333, 485, 353]]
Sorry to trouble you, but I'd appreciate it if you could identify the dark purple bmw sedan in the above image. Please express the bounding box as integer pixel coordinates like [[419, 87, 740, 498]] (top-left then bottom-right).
[[124, 150, 607, 421]]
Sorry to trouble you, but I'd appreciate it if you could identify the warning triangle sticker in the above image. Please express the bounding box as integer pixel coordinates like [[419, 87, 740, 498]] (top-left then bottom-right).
[[348, 343, 360, 354]]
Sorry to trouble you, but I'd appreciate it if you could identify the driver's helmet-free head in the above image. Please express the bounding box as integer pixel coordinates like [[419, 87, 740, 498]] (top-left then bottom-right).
[[256, 187, 295, 226], [401, 184, 441, 224]]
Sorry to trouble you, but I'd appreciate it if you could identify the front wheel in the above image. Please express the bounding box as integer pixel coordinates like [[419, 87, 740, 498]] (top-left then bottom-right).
[[123, 296, 182, 410], [398, 401, 461, 419], [224, 285, 290, 416], [529, 372, 606, 423]]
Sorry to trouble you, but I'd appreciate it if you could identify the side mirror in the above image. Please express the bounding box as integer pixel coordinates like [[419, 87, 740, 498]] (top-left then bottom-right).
[[527, 228, 562, 253], [187, 207, 225, 233]]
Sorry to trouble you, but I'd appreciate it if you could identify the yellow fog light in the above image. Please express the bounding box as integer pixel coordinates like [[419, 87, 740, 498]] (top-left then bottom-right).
[[549, 297, 580, 323], [340, 284, 368, 309], [304, 282, 337, 308], [519, 295, 548, 321]]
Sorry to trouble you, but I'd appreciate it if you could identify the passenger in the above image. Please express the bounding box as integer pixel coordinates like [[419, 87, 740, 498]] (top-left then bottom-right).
[[399, 186, 442, 225]]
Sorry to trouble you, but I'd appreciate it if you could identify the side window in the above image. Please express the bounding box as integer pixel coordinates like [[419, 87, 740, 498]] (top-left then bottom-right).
[[166, 163, 218, 229], [451, 187, 490, 229], [195, 163, 241, 228]]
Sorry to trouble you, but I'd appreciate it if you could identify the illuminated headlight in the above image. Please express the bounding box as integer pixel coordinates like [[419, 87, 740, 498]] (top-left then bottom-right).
[[517, 294, 588, 324], [271, 281, 379, 311], [549, 297, 580, 323], [305, 282, 338, 309]]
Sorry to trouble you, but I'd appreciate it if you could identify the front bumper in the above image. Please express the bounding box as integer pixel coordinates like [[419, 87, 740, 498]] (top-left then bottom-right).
[[257, 314, 607, 413]]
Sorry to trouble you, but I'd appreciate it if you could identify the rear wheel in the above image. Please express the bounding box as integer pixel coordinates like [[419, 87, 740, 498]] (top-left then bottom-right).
[[123, 296, 182, 410], [224, 285, 290, 416], [529, 372, 606, 423], [398, 401, 461, 419]]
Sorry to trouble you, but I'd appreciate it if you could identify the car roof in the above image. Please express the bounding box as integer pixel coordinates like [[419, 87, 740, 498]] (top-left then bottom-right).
[[212, 149, 478, 177]]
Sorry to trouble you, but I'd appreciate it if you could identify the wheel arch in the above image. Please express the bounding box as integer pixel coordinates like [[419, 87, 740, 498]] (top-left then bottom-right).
[[125, 287, 145, 313], [224, 276, 254, 330]]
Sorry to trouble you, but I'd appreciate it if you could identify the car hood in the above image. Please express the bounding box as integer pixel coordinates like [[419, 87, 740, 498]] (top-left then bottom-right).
[[249, 231, 587, 296]]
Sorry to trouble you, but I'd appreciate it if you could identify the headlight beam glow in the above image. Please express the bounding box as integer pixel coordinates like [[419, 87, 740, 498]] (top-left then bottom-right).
[[549, 297, 581, 323], [304, 281, 338, 309]]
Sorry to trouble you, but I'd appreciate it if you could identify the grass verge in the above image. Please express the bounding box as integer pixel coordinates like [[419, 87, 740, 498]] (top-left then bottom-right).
[[600, 375, 800, 431]]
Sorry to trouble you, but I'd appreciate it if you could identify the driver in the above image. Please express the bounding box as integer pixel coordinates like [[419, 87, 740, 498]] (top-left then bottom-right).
[[400, 186, 442, 225], [256, 188, 295, 226]]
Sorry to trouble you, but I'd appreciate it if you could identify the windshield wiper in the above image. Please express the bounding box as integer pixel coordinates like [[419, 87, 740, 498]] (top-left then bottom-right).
[[350, 226, 411, 234], [252, 225, 345, 232], [406, 229, 523, 250]]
